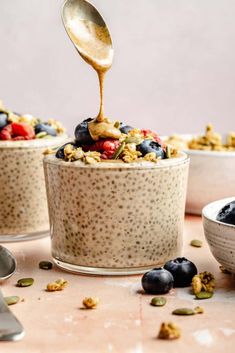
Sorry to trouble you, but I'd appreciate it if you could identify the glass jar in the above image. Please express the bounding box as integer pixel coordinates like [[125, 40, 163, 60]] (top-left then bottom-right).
[[0, 136, 68, 241], [44, 153, 189, 275]]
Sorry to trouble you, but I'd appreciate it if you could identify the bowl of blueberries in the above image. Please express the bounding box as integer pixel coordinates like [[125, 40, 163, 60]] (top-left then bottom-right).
[[202, 197, 235, 273]]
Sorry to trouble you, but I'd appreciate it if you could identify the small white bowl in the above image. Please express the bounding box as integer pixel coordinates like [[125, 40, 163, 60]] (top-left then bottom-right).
[[186, 148, 235, 214], [163, 134, 235, 214], [202, 197, 235, 273]]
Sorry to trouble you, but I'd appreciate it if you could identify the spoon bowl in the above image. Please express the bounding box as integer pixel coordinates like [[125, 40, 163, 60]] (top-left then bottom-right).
[[0, 245, 24, 341], [62, 0, 113, 71], [0, 246, 16, 280]]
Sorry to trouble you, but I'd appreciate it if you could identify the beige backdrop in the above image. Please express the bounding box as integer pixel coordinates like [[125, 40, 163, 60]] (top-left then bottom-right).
[[1, 0, 235, 136]]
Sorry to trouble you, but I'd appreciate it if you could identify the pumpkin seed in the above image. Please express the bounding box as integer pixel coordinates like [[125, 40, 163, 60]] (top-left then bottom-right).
[[39, 261, 53, 270], [124, 136, 143, 145], [172, 308, 195, 315], [190, 239, 203, 248], [16, 278, 34, 287], [195, 291, 213, 300], [35, 132, 47, 139], [114, 121, 120, 129], [4, 296, 20, 306], [112, 142, 126, 159], [150, 297, 167, 307], [166, 145, 171, 158]]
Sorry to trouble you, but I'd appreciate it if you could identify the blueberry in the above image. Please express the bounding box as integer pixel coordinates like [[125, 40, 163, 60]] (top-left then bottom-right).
[[119, 123, 134, 134], [55, 142, 76, 159], [164, 257, 197, 287], [141, 268, 174, 294], [35, 123, 57, 136], [136, 139, 166, 159], [74, 118, 94, 145], [216, 201, 235, 225], [0, 112, 8, 129]]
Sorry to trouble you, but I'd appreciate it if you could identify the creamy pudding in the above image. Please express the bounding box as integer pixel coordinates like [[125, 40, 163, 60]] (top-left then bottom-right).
[[44, 153, 189, 274], [0, 101, 67, 241], [0, 138, 67, 241]]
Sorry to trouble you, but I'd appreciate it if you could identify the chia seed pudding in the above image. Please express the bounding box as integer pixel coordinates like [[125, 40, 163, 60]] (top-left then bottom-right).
[[43, 117, 189, 274], [0, 102, 67, 241]]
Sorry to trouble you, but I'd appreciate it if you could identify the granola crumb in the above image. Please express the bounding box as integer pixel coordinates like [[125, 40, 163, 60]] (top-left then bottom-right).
[[158, 322, 181, 340], [46, 278, 68, 292], [82, 297, 100, 309], [192, 271, 215, 294], [43, 148, 56, 155], [194, 306, 204, 314]]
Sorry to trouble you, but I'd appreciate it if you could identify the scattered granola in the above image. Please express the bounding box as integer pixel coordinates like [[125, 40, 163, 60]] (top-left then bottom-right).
[[192, 271, 215, 295], [47, 119, 65, 134], [194, 306, 204, 314], [82, 297, 100, 309], [43, 148, 57, 155], [158, 322, 181, 340], [46, 279, 68, 292]]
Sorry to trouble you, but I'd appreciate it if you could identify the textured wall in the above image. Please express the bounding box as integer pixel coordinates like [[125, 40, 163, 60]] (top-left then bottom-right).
[[1, 0, 235, 136]]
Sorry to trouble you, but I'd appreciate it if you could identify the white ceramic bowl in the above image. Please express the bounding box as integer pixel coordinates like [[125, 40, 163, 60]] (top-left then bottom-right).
[[186, 148, 235, 214], [163, 134, 235, 214], [202, 197, 235, 273]]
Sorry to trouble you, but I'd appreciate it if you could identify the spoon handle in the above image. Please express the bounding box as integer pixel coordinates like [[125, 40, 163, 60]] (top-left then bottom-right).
[[0, 289, 24, 341]]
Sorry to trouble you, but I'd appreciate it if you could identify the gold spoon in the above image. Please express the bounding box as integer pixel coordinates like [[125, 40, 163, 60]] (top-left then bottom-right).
[[62, 0, 121, 140], [61, 0, 113, 72]]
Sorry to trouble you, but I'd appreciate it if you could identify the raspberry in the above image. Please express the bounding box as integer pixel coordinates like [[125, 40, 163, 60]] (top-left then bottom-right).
[[0, 124, 13, 140], [0, 122, 35, 140], [141, 129, 166, 150], [83, 139, 120, 159], [11, 122, 35, 139]]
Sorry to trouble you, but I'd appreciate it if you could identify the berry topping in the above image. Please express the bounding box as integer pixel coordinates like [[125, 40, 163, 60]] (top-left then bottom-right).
[[0, 122, 35, 140], [11, 122, 35, 140], [137, 139, 166, 159], [141, 268, 174, 294], [0, 112, 8, 130], [141, 129, 166, 148], [164, 257, 197, 287], [74, 118, 94, 145], [216, 201, 235, 225], [83, 139, 120, 159], [55, 116, 177, 163], [35, 123, 57, 136], [0, 124, 12, 140]]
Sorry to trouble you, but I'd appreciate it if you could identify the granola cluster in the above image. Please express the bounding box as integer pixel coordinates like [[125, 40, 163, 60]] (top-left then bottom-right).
[[46, 278, 68, 292], [191, 271, 215, 294], [82, 297, 100, 309], [63, 144, 101, 164], [158, 322, 181, 340], [166, 124, 235, 152]]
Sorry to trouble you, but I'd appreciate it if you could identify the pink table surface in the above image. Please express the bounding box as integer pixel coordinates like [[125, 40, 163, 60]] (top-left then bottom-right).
[[1, 215, 235, 353]]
